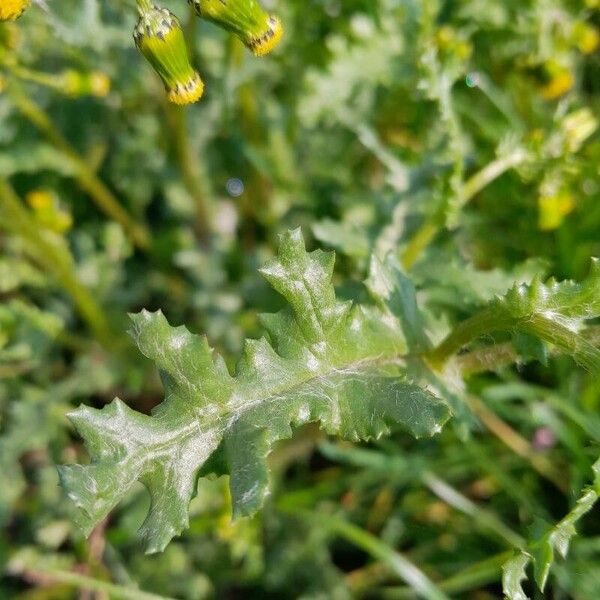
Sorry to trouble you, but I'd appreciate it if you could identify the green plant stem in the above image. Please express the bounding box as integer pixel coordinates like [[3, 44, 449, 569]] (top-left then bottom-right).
[[165, 104, 212, 246], [461, 148, 527, 202], [457, 341, 518, 374], [467, 395, 567, 492], [401, 148, 527, 270], [6, 79, 150, 250], [13, 561, 173, 600], [381, 551, 512, 599], [426, 308, 511, 368], [0, 178, 118, 350], [284, 508, 450, 600], [422, 471, 526, 549], [457, 324, 600, 375], [429, 309, 600, 372], [523, 314, 600, 373], [400, 218, 442, 272], [9, 65, 62, 90]]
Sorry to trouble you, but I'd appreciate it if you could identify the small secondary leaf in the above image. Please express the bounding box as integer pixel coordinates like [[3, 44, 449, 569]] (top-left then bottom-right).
[[502, 458, 600, 599], [59, 229, 450, 553], [495, 260, 600, 323], [502, 551, 531, 600], [492, 262, 600, 372], [430, 259, 600, 372], [531, 458, 600, 591]]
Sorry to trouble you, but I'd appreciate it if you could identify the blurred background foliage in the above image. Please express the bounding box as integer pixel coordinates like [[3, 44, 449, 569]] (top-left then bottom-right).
[[0, 0, 599, 597]]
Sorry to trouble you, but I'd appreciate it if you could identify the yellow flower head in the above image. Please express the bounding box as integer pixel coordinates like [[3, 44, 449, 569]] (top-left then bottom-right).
[[134, 5, 204, 105], [540, 61, 574, 100], [189, 0, 283, 56], [26, 189, 73, 234], [0, 0, 30, 21], [89, 72, 111, 97], [538, 193, 574, 231], [572, 22, 599, 55]]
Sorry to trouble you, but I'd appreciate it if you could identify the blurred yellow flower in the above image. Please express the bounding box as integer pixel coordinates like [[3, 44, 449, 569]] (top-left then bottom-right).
[[540, 70, 574, 100], [26, 190, 73, 234], [538, 192, 574, 231], [89, 72, 111, 97], [0, 22, 19, 49], [573, 23, 599, 54], [435, 25, 472, 60], [27, 189, 53, 211], [60, 70, 111, 98], [0, 0, 29, 21]]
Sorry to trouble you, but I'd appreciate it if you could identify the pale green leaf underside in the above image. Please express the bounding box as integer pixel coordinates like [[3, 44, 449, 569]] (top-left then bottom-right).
[[59, 229, 450, 553]]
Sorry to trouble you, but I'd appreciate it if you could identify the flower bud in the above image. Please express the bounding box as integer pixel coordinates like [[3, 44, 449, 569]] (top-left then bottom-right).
[[572, 22, 599, 55], [60, 70, 111, 98], [539, 60, 574, 100], [189, 0, 283, 56], [26, 190, 73, 234], [538, 192, 574, 231], [134, 5, 204, 105], [0, 0, 29, 21]]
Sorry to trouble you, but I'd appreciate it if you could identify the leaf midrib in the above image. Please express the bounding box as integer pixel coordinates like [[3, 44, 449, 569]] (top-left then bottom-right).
[[140, 351, 405, 460]]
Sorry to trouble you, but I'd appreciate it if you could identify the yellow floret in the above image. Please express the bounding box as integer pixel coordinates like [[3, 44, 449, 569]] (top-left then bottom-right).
[[0, 0, 29, 21], [578, 26, 599, 55], [90, 72, 111, 97], [167, 73, 204, 105], [249, 17, 283, 57], [541, 71, 574, 100], [26, 189, 53, 210], [538, 193, 574, 231]]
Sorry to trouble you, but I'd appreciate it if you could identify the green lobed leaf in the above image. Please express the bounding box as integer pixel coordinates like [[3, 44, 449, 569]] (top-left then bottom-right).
[[430, 259, 600, 373], [312, 218, 371, 259], [502, 551, 531, 600], [367, 254, 431, 354], [531, 458, 600, 591], [512, 332, 548, 366], [494, 261, 600, 372], [59, 229, 450, 553], [367, 254, 475, 431], [502, 458, 600, 599], [496, 260, 600, 322]]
